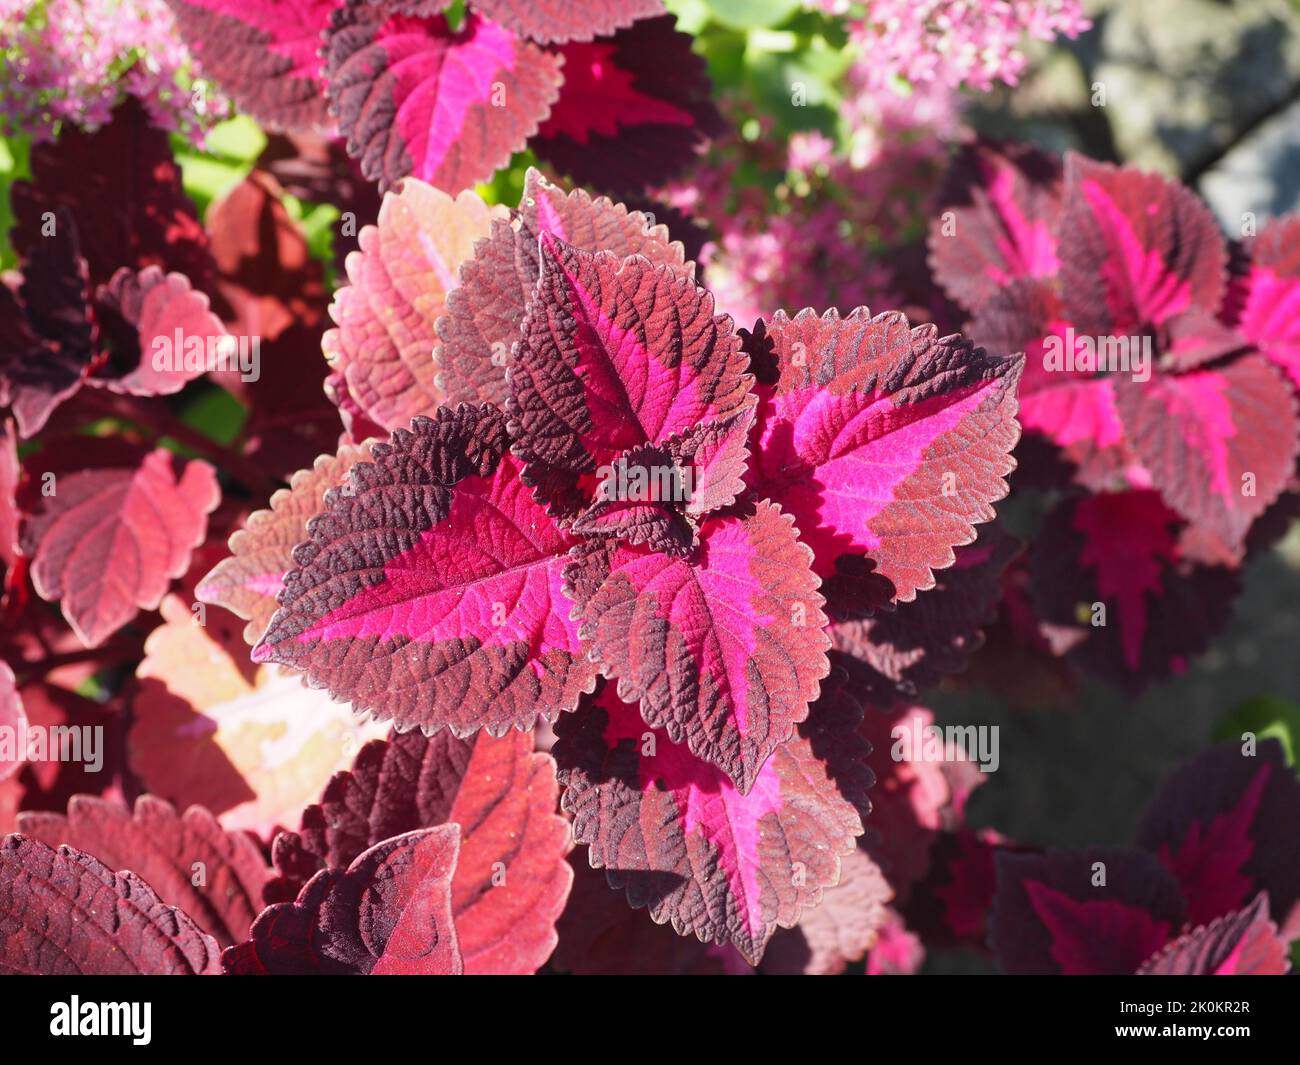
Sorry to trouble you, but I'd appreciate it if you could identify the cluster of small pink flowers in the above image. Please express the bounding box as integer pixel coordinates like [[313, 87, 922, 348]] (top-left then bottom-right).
[[0, 0, 227, 142], [841, 0, 1090, 94], [664, 107, 942, 326], [671, 2, 1090, 323]]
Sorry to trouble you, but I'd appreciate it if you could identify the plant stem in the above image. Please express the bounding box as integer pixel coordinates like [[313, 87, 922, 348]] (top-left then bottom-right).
[[79, 389, 281, 501]]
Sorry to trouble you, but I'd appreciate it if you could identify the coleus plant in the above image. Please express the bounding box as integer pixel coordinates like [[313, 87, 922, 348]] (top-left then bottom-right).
[[164, 0, 721, 195], [192, 164, 1025, 964], [2, 58, 1293, 976], [928, 141, 1300, 689], [0, 83, 1028, 964]]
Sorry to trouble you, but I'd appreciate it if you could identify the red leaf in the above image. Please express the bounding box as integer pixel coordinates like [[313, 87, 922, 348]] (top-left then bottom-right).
[[0, 663, 26, 783], [990, 848, 1187, 975], [326, 5, 563, 193], [509, 235, 751, 517], [92, 266, 228, 396], [321, 179, 503, 431], [18, 795, 271, 948], [554, 671, 871, 965], [226, 826, 462, 974], [564, 501, 830, 793], [1137, 738, 1300, 928], [1115, 354, 1299, 555], [436, 167, 693, 408], [20, 449, 220, 647], [745, 308, 1022, 613], [1058, 154, 1226, 335], [11, 98, 213, 292], [0, 834, 221, 974], [928, 139, 1063, 310], [254, 405, 597, 736], [531, 15, 722, 193], [472, 0, 664, 44], [1028, 490, 1239, 688], [1137, 893, 1290, 975], [165, 0, 339, 132], [271, 728, 572, 974]]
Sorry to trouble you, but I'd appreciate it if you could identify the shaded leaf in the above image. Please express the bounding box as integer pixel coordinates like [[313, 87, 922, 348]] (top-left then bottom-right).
[[225, 825, 462, 974], [18, 795, 271, 948], [554, 672, 871, 965], [0, 834, 221, 974]]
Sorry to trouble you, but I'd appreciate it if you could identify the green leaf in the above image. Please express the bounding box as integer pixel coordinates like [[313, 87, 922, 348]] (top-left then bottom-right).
[[1215, 696, 1300, 768], [701, 0, 802, 31], [178, 382, 248, 447]]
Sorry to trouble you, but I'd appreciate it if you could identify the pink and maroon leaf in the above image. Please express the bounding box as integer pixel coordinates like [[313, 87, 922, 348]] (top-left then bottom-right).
[[744, 308, 1023, 615], [1137, 893, 1290, 975], [1137, 738, 1300, 928], [530, 16, 722, 193], [1028, 490, 1240, 689], [990, 848, 1187, 975], [1115, 354, 1299, 555], [1232, 215, 1300, 388], [972, 279, 1136, 491], [254, 404, 597, 736], [326, 4, 563, 193], [165, 0, 338, 132], [928, 139, 1063, 310], [1058, 154, 1227, 335], [564, 500, 830, 793], [553, 671, 871, 965], [508, 235, 751, 517], [435, 167, 692, 408]]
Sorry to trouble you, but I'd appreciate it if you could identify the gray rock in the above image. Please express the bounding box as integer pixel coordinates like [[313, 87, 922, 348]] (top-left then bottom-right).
[[1094, 0, 1300, 175], [1200, 94, 1300, 230]]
